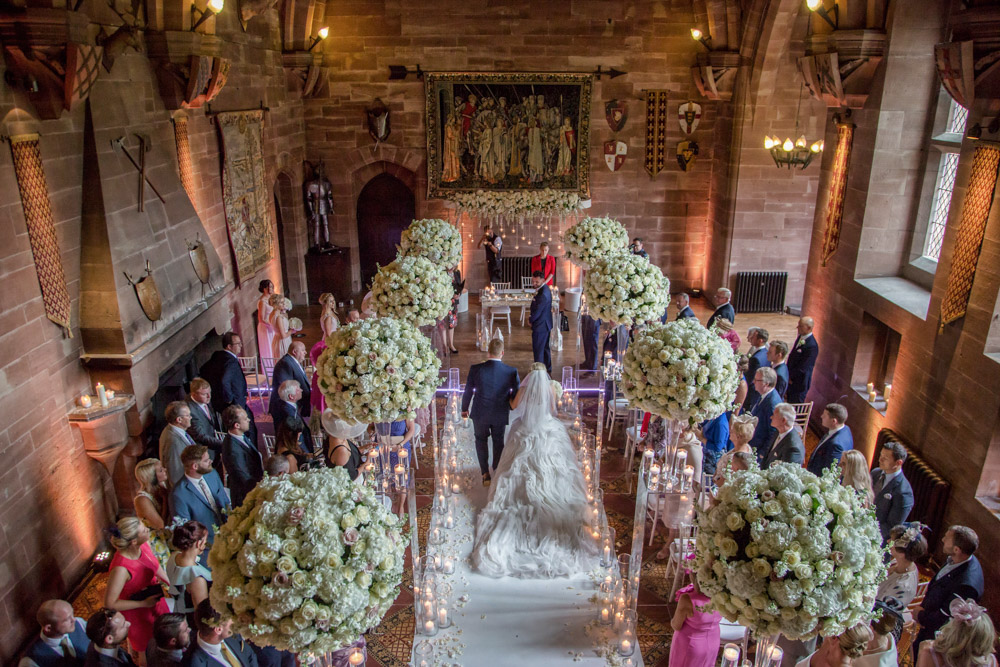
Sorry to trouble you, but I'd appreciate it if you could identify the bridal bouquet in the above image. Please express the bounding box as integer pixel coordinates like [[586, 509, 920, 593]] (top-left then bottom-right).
[[562, 217, 629, 269], [621, 319, 740, 424], [582, 253, 670, 327], [208, 467, 408, 655], [316, 317, 441, 423], [694, 463, 884, 640], [370, 255, 452, 327], [398, 218, 463, 269]]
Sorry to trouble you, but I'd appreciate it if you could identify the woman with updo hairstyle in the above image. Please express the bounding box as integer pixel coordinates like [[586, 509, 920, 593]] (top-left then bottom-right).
[[257, 279, 277, 360], [855, 600, 903, 667], [319, 292, 339, 339], [796, 623, 875, 667], [840, 450, 875, 508], [713, 413, 757, 488], [166, 520, 212, 616], [269, 293, 293, 358], [916, 599, 997, 667], [104, 517, 170, 655], [877, 522, 927, 607]]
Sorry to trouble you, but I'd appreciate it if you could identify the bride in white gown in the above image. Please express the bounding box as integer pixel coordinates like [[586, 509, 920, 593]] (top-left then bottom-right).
[[473, 363, 599, 578]]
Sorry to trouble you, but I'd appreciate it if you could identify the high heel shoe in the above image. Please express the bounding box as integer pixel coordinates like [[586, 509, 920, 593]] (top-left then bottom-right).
[[449, 347, 459, 354]]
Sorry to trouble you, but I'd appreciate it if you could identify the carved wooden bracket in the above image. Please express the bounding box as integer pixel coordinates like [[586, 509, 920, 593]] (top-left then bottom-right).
[[800, 30, 886, 109], [691, 51, 742, 101], [0, 8, 103, 119], [145, 31, 229, 110], [282, 50, 324, 98]]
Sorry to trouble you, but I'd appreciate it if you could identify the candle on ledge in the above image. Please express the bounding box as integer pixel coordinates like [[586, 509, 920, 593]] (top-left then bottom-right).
[[106, 389, 115, 400], [867, 382, 874, 393], [79, 395, 92, 408], [868, 389, 877, 402], [95, 382, 108, 407], [884, 383, 892, 401]]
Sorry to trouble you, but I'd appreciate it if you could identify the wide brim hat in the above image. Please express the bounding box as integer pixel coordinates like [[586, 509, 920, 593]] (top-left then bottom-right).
[[321, 410, 367, 439]]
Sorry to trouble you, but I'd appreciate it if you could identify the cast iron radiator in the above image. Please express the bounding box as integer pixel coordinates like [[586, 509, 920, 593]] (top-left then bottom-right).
[[734, 271, 787, 313], [499, 256, 533, 286]]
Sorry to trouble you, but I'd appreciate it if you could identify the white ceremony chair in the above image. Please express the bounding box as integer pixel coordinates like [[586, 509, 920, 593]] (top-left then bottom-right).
[[664, 523, 699, 598], [238, 356, 267, 412], [491, 281, 511, 291], [519, 276, 534, 325], [623, 409, 646, 492], [603, 379, 630, 440], [490, 304, 512, 337], [262, 434, 276, 458]]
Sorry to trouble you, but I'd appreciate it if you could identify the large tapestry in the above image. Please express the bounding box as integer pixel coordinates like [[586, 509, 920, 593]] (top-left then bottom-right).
[[425, 72, 592, 200], [216, 110, 272, 284]]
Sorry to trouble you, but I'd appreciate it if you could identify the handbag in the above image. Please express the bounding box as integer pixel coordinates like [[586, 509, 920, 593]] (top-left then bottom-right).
[[560, 312, 570, 332]]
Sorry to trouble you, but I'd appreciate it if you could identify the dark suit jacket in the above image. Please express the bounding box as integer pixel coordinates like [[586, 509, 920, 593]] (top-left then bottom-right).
[[529, 284, 552, 330], [169, 470, 230, 542], [706, 302, 735, 329], [773, 362, 789, 399], [916, 555, 985, 639], [748, 389, 781, 460], [461, 359, 520, 425], [786, 335, 819, 402], [870, 468, 915, 544], [186, 398, 223, 453], [84, 646, 136, 667], [270, 354, 311, 418], [222, 433, 264, 508], [199, 350, 248, 413], [146, 643, 182, 667], [806, 425, 853, 476], [675, 306, 696, 320], [271, 400, 313, 455], [183, 637, 258, 667], [742, 348, 770, 409], [762, 429, 804, 468]]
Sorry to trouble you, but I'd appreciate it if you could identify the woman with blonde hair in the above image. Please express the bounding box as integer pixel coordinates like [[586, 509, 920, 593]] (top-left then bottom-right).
[[796, 623, 875, 667], [840, 449, 875, 507], [713, 413, 757, 488], [269, 293, 293, 358], [319, 292, 339, 339], [132, 458, 171, 570], [916, 599, 997, 667]]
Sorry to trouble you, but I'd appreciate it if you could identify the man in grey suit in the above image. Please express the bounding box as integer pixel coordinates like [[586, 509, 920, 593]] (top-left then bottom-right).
[[871, 441, 915, 544], [762, 402, 804, 468], [159, 401, 196, 486]]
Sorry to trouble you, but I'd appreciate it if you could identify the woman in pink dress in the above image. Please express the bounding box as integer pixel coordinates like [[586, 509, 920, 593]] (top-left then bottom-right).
[[257, 279, 276, 360], [669, 573, 722, 667], [103, 517, 170, 656]]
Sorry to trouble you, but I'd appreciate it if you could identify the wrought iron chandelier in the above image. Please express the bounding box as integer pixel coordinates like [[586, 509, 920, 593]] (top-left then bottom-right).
[[765, 85, 824, 169]]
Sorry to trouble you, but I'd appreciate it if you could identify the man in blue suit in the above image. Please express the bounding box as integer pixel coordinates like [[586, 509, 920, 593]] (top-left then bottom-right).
[[870, 441, 914, 545], [705, 287, 735, 329], [221, 406, 263, 508], [184, 601, 258, 667], [742, 327, 770, 410], [269, 341, 310, 419], [767, 341, 790, 399], [199, 332, 257, 448], [169, 446, 230, 549], [20, 599, 90, 667], [806, 403, 853, 476], [747, 367, 781, 463], [915, 526, 985, 651], [528, 271, 553, 373], [673, 292, 697, 321], [786, 317, 819, 403], [461, 338, 520, 486], [580, 312, 602, 370]]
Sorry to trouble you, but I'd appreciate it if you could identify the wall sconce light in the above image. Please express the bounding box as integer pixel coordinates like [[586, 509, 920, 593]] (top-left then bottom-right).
[[806, 0, 839, 30], [191, 0, 225, 31], [690, 28, 712, 51], [308, 26, 330, 52]]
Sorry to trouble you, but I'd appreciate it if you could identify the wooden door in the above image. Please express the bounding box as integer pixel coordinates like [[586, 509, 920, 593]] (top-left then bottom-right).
[[356, 173, 415, 290]]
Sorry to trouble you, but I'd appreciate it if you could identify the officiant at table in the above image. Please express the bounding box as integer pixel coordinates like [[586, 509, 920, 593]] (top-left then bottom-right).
[[529, 271, 553, 373]]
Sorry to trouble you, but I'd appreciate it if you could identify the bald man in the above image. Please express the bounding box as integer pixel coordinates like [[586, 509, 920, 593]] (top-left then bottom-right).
[[270, 340, 311, 419], [20, 599, 90, 667], [786, 316, 819, 403]]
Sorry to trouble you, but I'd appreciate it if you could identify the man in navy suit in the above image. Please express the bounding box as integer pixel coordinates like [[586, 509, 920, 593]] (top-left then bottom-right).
[[870, 441, 915, 545], [270, 341, 310, 419], [199, 332, 257, 448], [20, 599, 90, 667], [169, 446, 230, 549], [742, 328, 770, 409], [748, 367, 781, 463], [184, 601, 258, 667], [915, 526, 986, 651], [271, 380, 313, 456], [221, 406, 263, 508], [461, 338, 520, 485], [806, 403, 853, 476], [185, 379, 223, 465], [767, 341, 790, 399], [664, 292, 696, 323], [705, 287, 735, 329], [580, 312, 602, 370], [528, 271, 553, 373], [83, 609, 135, 667], [786, 317, 819, 403]]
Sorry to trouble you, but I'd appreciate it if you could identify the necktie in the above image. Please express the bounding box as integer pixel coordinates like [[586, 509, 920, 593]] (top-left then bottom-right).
[[185, 431, 196, 445], [198, 478, 218, 512], [220, 643, 242, 667], [60, 636, 74, 657], [874, 473, 885, 494], [201, 403, 212, 419]]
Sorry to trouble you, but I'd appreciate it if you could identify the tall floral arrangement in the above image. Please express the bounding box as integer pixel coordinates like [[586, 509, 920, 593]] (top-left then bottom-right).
[[621, 319, 740, 425], [370, 255, 452, 327], [562, 217, 628, 269], [208, 467, 409, 656], [582, 253, 670, 327], [398, 218, 463, 269], [316, 317, 441, 423], [694, 463, 884, 639]]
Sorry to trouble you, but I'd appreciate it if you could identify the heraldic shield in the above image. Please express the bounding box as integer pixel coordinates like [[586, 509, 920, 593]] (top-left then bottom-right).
[[605, 99, 628, 132], [604, 140, 627, 171]]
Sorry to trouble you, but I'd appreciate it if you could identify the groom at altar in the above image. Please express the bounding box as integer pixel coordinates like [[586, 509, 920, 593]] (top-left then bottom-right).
[[529, 271, 553, 373], [461, 338, 520, 486]]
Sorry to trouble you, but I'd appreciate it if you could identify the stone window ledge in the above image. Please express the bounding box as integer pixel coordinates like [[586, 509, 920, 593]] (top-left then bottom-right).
[[852, 385, 888, 416], [976, 495, 1000, 522], [856, 277, 931, 319]]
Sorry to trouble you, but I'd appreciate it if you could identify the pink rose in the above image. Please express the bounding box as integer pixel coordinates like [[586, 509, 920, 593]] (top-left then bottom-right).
[[288, 507, 305, 525], [831, 551, 844, 563], [368, 353, 377, 361], [342, 528, 360, 545], [238, 612, 253, 626], [315, 618, 331, 631], [273, 571, 290, 586], [364, 561, 375, 573], [386, 366, 395, 375]]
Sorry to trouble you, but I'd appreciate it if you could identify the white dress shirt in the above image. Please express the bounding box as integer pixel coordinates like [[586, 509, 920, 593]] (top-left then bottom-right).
[[196, 637, 230, 666]]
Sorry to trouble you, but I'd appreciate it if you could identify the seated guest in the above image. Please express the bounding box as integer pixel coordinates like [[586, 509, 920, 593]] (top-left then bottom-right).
[[273, 423, 308, 473], [840, 450, 875, 507], [871, 441, 914, 544], [84, 609, 136, 667], [347, 309, 361, 323], [158, 401, 195, 486], [747, 367, 781, 461], [19, 599, 90, 667], [133, 459, 168, 531], [103, 518, 170, 656], [767, 341, 790, 399], [323, 412, 369, 482], [877, 523, 927, 607], [270, 342, 311, 420], [145, 614, 190, 667], [714, 415, 756, 488], [914, 527, 985, 651], [272, 380, 313, 457], [221, 406, 264, 508], [916, 599, 995, 667], [698, 411, 730, 477], [807, 403, 853, 476], [165, 521, 211, 616], [169, 445, 230, 550], [733, 355, 749, 413], [668, 572, 722, 667], [713, 318, 741, 353], [264, 454, 290, 477], [705, 287, 735, 329], [854, 602, 903, 667], [185, 379, 223, 463], [742, 327, 770, 410], [795, 623, 874, 667], [185, 600, 258, 667], [762, 403, 804, 469]]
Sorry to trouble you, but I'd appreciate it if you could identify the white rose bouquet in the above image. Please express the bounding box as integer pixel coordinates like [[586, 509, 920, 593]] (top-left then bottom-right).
[[621, 319, 740, 425], [316, 317, 441, 423], [562, 217, 629, 269], [398, 218, 463, 269], [583, 253, 670, 327], [370, 255, 452, 327], [449, 189, 583, 217], [208, 467, 409, 655], [694, 463, 884, 640]]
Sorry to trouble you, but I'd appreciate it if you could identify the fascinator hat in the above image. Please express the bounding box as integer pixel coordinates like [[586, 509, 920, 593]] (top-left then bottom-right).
[[948, 598, 987, 625], [321, 409, 367, 440]]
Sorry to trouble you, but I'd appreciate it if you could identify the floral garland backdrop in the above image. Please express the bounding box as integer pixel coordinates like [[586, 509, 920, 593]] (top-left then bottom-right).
[[582, 252, 670, 327], [562, 217, 629, 269], [450, 189, 584, 218], [370, 255, 453, 327], [398, 218, 463, 270], [316, 317, 441, 423], [208, 467, 409, 656]]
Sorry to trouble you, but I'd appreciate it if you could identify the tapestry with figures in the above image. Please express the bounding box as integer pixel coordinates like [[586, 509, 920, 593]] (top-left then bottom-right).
[[216, 110, 273, 285]]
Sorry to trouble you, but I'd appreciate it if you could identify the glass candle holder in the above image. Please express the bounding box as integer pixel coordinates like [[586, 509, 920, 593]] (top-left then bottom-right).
[[435, 583, 452, 628], [599, 603, 613, 625], [601, 527, 616, 568], [439, 553, 456, 575], [619, 610, 637, 656], [414, 641, 434, 667], [721, 643, 742, 667]]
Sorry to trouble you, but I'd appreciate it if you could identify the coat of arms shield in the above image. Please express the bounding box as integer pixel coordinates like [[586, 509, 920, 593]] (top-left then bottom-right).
[[678, 101, 702, 135], [605, 99, 628, 132], [604, 140, 627, 172]]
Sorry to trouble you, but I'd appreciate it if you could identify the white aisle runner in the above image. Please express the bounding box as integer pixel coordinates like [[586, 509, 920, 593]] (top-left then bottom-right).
[[412, 418, 644, 666]]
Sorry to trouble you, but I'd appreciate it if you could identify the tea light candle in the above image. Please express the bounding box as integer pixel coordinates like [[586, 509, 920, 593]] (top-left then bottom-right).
[[105, 389, 115, 400], [600, 607, 611, 623], [451, 481, 460, 494], [868, 389, 877, 402], [650, 463, 661, 477], [722, 644, 741, 667], [769, 647, 784, 666], [96, 382, 108, 407], [79, 395, 92, 408], [348, 648, 364, 666], [884, 383, 892, 400], [423, 619, 436, 635], [441, 556, 455, 574], [620, 639, 632, 655], [430, 528, 441, 543]]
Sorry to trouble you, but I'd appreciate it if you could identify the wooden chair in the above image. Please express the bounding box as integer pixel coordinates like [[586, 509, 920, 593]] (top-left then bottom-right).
[[789, 401, 813, 431], [237, 356, 267, 412]]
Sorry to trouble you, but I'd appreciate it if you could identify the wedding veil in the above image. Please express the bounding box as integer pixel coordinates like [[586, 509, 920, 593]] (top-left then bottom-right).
[[510, 365, 557, 430]]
